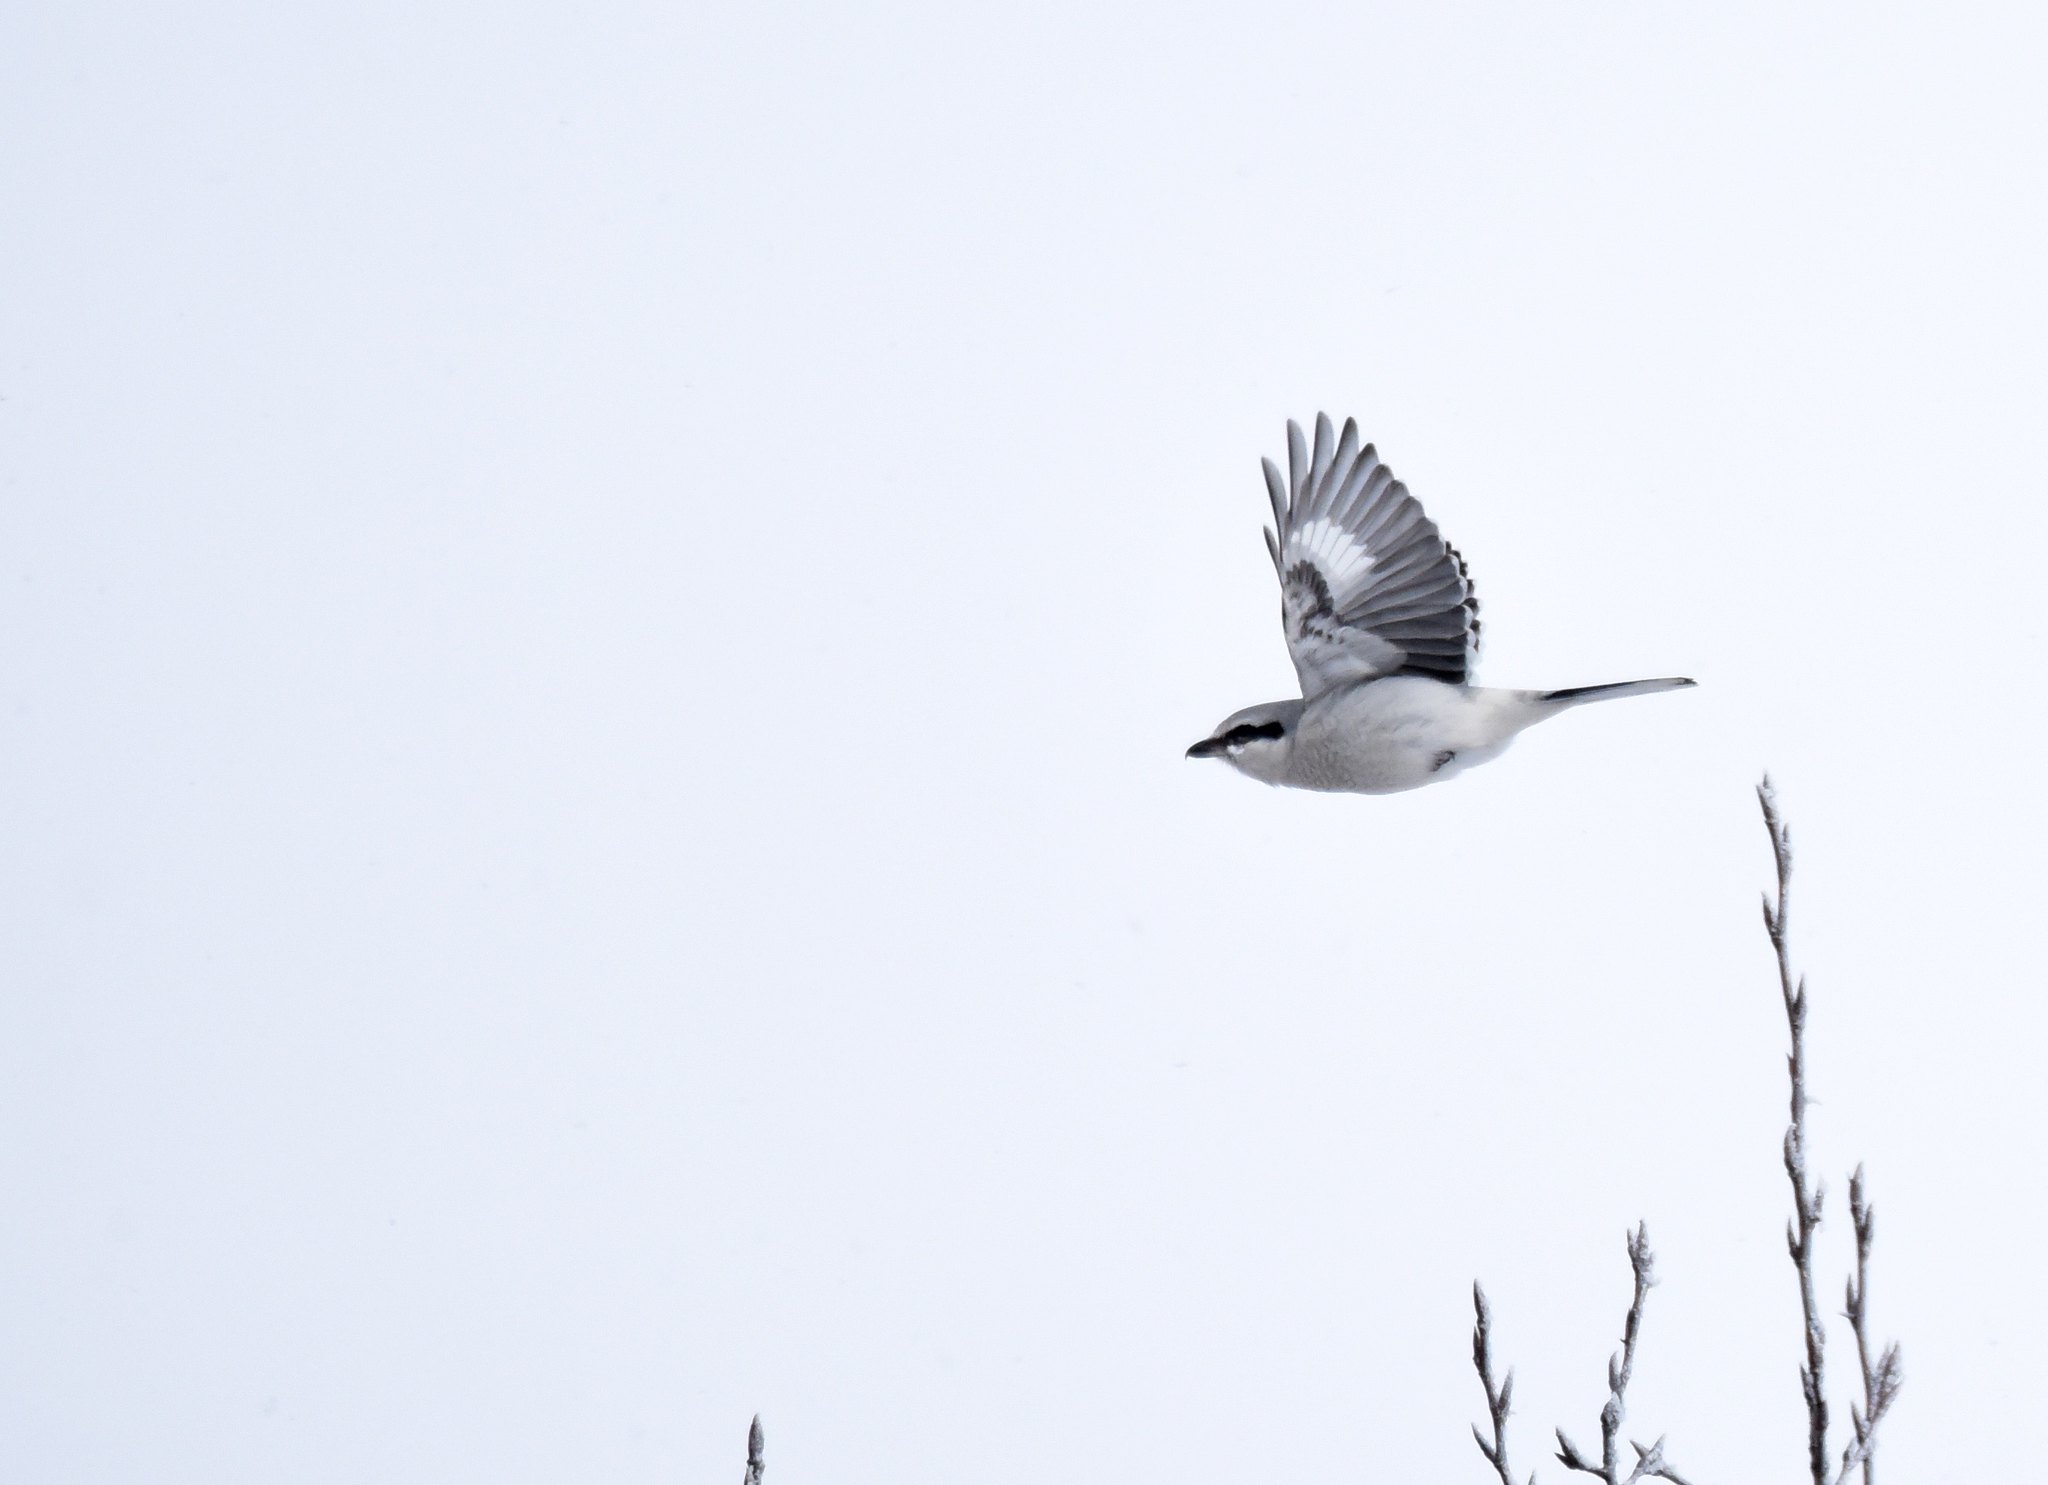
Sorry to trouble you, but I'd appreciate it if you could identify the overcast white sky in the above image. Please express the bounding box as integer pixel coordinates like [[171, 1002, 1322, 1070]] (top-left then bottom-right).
[[5, 1, 2047, 1480]]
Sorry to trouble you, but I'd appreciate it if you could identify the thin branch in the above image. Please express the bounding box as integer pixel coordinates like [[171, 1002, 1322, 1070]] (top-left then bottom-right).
[[1758, 777, 1902, 1485], [1758, 776, 1830, 1485], [1553, 1227, 1692, 1485], [743, 1414, 765, 1485], [1470, 1283, 1528, 1485], [1829, 1169, 1903, 1485]]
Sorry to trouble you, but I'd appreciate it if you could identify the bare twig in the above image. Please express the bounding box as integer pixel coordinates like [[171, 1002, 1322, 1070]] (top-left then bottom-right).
[[1758, 776, 1831, 1485], [1552, 1226, 1692, 1485], [1758, 777, 1901, 1485], [743, 1414, 765, 1485], [1830, 1168, 1903, 1485], [1471, 1283, 1529, 1485]]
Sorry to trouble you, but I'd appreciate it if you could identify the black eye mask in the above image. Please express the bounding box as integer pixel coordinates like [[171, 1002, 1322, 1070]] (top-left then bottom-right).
[[1188, 719, 1285, 758], [1221, 721, 1285, 745]]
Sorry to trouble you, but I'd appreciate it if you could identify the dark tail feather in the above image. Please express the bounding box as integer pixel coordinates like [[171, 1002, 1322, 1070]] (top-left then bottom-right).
[[1540, 677, 1696, 706]]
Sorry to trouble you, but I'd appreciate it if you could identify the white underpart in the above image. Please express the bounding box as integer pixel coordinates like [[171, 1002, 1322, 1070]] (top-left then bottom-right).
[[1290, 519, 1375, 591]]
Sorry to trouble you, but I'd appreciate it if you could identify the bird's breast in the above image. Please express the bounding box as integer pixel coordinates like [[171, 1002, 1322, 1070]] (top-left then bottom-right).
[[1287, 678, 1496, 795]]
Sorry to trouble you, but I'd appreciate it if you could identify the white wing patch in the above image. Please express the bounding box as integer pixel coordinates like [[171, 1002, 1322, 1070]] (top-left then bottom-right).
[[1289, 518, 1377, 588]]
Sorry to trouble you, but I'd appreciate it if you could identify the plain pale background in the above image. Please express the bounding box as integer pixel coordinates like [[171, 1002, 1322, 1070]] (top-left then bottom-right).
[[5, 2, 2045, 1480]]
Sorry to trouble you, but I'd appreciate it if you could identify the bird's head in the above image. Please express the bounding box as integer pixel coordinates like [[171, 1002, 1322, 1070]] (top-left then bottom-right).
[[1186, 700, 1303, 784]]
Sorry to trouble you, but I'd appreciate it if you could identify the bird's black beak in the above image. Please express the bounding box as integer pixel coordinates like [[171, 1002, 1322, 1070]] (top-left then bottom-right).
[[1186, 736, 1225, 759]]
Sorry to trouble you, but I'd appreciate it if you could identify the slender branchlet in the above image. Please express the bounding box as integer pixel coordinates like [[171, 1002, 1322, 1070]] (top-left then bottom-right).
[[1832, 1168, 1903, 1485], [1553, 1226, 1692, 1485], [1471, 1283, 1531, 1485], [1759, 775, 1831, 1485], [743, 1414, 765, 1485], [1758, 777, 1901, 1485]]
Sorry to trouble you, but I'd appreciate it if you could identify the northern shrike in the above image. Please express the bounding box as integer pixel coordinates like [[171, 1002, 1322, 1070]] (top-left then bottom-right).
[[1188, 414, 1693, 794]]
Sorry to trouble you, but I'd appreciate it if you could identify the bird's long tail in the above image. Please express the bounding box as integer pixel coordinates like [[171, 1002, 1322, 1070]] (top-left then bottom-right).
[[1539, 677, 1696, 707]]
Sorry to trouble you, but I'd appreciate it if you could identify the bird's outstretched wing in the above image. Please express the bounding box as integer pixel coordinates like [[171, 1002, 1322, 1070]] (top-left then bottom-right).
[[1263, 413, 1481, 698]]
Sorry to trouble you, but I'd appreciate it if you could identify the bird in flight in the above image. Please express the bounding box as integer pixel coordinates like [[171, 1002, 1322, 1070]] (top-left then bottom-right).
[[1188, 414, 1693, 794]]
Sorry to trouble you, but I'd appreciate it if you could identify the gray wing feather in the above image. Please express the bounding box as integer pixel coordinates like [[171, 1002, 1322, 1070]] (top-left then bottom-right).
[[1307, 414, 1335, 499], [1261, 459, 1288, 559], [1330, 418, 1360, 489], [1262, 412, 1482, 697]]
